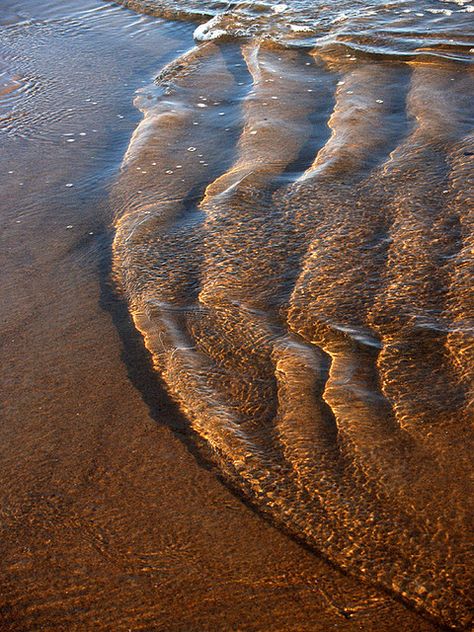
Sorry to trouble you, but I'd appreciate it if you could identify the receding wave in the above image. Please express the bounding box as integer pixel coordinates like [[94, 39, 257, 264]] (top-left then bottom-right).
[[113, 0, 474, 61], [112, 2, 474, 628]]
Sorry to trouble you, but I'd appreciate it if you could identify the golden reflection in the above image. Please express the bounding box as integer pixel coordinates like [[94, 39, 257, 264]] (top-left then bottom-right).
[[113, 42, 474, 629]]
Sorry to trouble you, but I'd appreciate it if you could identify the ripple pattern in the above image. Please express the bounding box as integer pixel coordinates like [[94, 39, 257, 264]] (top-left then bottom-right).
[[113, 36, 474, 630]]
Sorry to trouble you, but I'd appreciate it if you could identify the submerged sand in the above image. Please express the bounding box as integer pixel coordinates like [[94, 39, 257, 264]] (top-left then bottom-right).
[[1, 0, 471, 630]]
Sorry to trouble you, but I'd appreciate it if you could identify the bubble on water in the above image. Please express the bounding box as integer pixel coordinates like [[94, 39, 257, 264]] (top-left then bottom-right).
[[427, 8, 453, 14], [187, 147, 197, 152], [291, 24, 312, 32], [197, 103, 207, 108], [65, 183, 74, 187]]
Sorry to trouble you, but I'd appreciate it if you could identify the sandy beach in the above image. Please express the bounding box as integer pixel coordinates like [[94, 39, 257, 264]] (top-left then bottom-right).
[[1, 0, 472, 630]]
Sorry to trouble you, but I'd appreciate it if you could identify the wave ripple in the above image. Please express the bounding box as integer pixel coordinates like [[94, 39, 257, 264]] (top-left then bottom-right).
[[112, 14, 474, 631]]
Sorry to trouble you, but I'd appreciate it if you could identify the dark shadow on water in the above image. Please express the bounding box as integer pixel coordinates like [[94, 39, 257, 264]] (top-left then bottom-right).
[[97, 224, 217, 468]]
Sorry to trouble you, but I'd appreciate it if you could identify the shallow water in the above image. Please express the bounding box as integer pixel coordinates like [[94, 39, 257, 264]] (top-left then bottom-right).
[[116, 0, 474, 60], [1, 0, 473, 629], [111, 1, 474, 629]]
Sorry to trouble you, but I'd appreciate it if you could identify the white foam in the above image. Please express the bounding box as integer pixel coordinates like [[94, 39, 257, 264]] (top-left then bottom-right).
[[289, 24, 312, 32], [194, 16, 228, 41], [427, 8, 453, 14], [440, 0, 472, 5]]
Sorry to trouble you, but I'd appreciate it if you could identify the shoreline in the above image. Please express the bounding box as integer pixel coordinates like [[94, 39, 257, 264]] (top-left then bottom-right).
[[0, 186, 438, 631], [0, 0, 467, 629]]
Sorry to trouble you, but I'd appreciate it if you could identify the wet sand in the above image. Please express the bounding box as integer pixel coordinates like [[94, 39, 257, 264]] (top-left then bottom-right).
[[112, 33, 473, 630], [0, 176, 437, 629], [0, 1, 468, 630]]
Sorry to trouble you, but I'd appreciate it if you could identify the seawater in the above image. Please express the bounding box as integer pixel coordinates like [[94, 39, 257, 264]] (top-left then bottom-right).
[[112, 0, 474, 627], [3, 0, 471, 627], [117, 0, 474, 60]]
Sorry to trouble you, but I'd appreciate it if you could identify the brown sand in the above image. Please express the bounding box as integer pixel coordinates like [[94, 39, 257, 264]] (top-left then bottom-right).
[[0, 1, 442, 629], [0, 139, 438, 631]]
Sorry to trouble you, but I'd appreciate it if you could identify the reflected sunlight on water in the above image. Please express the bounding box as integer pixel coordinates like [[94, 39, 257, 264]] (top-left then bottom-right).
[[112, 2, 473, 627]]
